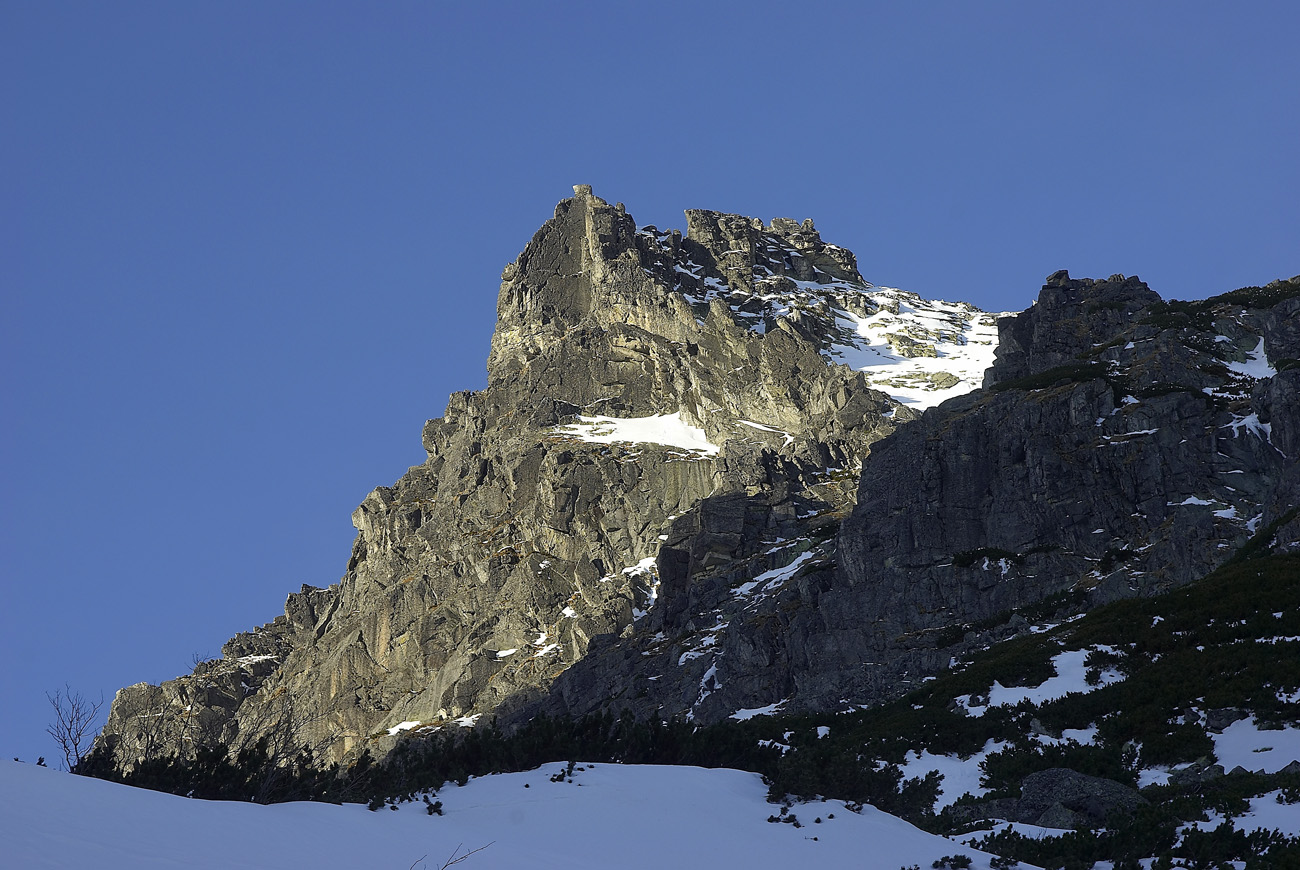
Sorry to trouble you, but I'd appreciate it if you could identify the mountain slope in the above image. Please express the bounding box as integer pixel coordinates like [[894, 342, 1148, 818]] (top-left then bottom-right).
[[2, 759, 1010, 870], [96, 187, 1000, 768], [524, 273, 1299, 729]]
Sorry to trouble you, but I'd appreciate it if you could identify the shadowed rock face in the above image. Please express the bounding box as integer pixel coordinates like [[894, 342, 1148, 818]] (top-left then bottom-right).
[[824, 272, 1300, 710], [96, 187, 1298, 769]]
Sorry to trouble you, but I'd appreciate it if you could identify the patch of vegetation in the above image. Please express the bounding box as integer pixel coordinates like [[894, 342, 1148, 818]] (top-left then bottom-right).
[[988, 364, 1109, 394], [1126, 381, 1193, 399], [1213, 278, 1300, 310], [1098, 547, 1135, 573], [979, 739, 1136, 796], [1225, 507, 1299, 566], [1139, 279, 1300, 332], [1087, 300, 1137, 314], [970, 793, 1300, 870], [808, 519, 842, 545]]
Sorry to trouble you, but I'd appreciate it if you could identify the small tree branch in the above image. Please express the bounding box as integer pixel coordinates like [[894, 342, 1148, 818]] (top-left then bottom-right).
[[46, 684, 105, 771], [439, 842, 492, 869]]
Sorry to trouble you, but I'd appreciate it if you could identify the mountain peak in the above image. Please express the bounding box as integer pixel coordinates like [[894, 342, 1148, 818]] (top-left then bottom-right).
[[91, 193, 1297, 781]]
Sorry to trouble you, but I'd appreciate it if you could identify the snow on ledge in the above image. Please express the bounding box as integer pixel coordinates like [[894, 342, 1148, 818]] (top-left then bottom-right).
[[386, 720, 423, 736], [1228, 337, 1277, 380], [729, 698, 790, 721], [553, 413, 720, 455]]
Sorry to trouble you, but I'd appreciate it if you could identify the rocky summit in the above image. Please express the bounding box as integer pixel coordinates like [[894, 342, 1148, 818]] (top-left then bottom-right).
[[95, 187, 1299, 772]]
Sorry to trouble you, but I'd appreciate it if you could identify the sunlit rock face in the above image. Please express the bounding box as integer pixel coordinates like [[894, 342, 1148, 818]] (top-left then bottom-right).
[[99, 187, 1003, 765], [96, 186, 1297, 769]]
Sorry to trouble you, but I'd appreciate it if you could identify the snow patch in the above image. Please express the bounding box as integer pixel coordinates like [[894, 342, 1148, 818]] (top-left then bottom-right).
[[386, 720, 422, 736], [899, 739, 1010, 810], [1227, 337, 1277, 379], [1213, 718, 1300, 773], [826, 291, 1007, 410], [553, 413, 720, 455], [733, 551, 817, 598], [956, 648, 1124, 716], [730, 699, 790, 721]]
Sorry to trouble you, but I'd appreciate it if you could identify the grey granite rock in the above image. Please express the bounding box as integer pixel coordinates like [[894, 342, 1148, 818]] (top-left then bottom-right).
[[95, 191, 1299, 769], [96, 188, 945, 766]]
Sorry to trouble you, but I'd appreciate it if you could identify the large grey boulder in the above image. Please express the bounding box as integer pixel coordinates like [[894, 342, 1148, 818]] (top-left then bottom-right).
[[1016, 768, 1148, 828]]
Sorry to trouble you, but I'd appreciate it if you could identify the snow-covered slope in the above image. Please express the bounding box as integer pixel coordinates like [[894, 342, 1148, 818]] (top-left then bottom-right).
[[649, 219, 1008, 412], [828, 287, 1007, 410], [1, 760, 1007, 870]]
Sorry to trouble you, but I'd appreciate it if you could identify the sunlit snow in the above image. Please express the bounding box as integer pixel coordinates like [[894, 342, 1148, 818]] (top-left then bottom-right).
[[826, 289, 1007, 410], [733, 551, 817, 598], [386, 720, 423, 736], [553, 413, 720, 455], [0, 760, 1008, 870]]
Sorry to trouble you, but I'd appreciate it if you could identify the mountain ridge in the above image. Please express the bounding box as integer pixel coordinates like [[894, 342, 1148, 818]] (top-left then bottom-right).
[[92, 188, 1298, 782]]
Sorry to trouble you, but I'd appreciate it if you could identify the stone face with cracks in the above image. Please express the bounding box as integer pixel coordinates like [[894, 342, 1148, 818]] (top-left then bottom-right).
[[95, 193, 1300, 768], [97, 189, 916, 766]]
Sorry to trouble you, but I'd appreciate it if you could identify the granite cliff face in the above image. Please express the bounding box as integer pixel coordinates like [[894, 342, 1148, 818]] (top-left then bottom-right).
[[97, 187, 999, 766], [96, 189, 1298, 770], [504, 270, 1299, 727]]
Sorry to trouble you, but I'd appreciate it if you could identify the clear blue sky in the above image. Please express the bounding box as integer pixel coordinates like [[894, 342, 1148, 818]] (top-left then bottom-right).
[[3, 2, 1296, 765]]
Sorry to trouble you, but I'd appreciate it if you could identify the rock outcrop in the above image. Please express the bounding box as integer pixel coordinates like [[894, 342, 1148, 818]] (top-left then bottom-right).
[[953, 768, 1148, 828], [95, 187, 1298, 771], [522, 273, 1299, 726], [97, 187, 996, 767]]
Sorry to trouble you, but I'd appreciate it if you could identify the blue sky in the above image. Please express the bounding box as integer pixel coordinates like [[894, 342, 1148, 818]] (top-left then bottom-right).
[[3, 2, 1296, 764]]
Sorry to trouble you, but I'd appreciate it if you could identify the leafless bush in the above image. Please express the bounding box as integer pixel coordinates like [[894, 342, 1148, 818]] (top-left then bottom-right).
[[46, 685, 104, 771]]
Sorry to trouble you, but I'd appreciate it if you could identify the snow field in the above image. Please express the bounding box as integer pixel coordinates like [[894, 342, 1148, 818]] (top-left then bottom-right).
[[1, 760, 1010, 870], [1212, 717, 1300, 774]]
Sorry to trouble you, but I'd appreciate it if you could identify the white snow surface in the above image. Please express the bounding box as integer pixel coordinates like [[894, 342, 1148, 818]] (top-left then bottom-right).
[[730, 698, 789, 721], [1227, 337, 1277, 379], [1184, 789, 1300, 839], [1212, 718, 1300, 773], [899, 739, 1010, 810], [0, 760, 1009, 869], [386, 720, 423, 736], [733, 551, 817, 598], [737, 419, 795, 447], [827, 288, 1007, 410], [1235, 791, 1300, 837], [957, 820, 1076, 844], [554, 412, 719, 455], [1137, 767, 1176, 788], [956, 648, 1124, 716]]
